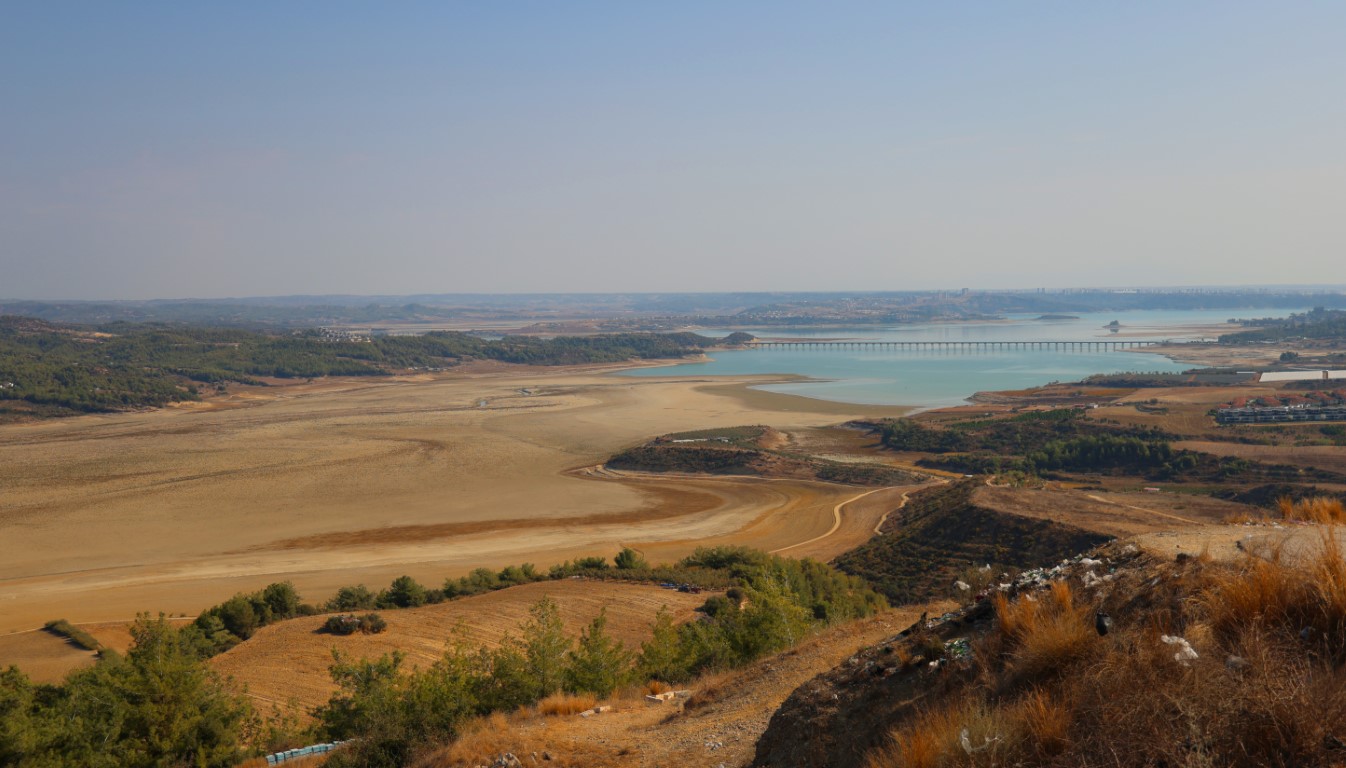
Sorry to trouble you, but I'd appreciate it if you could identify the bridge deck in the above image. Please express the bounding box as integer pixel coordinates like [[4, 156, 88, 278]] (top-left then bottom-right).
[[745, 340, 1166, 348]]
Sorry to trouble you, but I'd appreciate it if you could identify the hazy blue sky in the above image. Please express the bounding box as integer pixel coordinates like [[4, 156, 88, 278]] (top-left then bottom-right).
[[3, 2, 1344, 299]]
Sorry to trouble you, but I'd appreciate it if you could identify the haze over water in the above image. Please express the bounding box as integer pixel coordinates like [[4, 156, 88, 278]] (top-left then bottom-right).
[[621, 309, 1297, 408]]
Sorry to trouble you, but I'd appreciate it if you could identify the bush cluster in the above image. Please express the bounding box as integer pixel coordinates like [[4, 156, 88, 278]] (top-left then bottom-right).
[[318, 548, 884, 767], [189, 581, 313, 655], [321, 613, 388, 636]]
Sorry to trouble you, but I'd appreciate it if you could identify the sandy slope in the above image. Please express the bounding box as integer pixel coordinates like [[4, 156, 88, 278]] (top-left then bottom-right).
[[211, 580, 711, 718], [0, 366, 906, 646]]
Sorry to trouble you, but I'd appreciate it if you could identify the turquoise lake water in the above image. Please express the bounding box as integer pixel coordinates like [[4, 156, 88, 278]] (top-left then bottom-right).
[[617, 309, 1298, 409]]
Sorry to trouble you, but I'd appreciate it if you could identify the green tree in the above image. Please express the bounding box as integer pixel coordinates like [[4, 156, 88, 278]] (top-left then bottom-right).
[[521, 597, 570, 698], [564, 609, 634, 697], [44, 614, 252, 768], [471, 636, 535, 712], [260, 582, 301, 618], [327, 584, 376, 611], [614, 547, 648, 570], [214, 595, 259, 639], [637, 608, 688, 683], [379, 575, 427, 608], [0, 666, 38, 767], [319, 641, 481, 768]]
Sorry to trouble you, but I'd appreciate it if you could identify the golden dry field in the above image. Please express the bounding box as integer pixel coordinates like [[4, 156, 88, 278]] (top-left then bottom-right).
[[0, 364, 908, 654]]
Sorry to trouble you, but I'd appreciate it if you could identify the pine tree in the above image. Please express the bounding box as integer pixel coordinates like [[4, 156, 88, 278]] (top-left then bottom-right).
[[565, 609, 634, 697], [637, 608, 688, 683], [522, 597, 571, 698]]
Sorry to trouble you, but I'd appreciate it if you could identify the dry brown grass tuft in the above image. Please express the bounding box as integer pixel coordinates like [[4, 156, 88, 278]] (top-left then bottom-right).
[[535, 692, 597, 717], [1203, 530, 1346, 650], [995, 581, 1096, 685], [1018, 687, 1071, 758], [1203, 548, 1303, 641], [1223, 508, 1268, 525], [643, 679, 672, 695], [864, 704, 962, 768], [1277, 495, 1346, 524], [415, 715, 627, 768]]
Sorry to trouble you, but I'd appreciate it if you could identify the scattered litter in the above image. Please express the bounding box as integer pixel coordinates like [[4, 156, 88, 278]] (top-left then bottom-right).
[[579, 705, 612, 718], [1226, 655, 1250, 673], [1095, 612, 1112, 636], [960, 728, 1001, 755], [944, 637, 972, 661], [645, 692, 678, 704], [1080, 557, 1103, 568], [1161, 635, 1199, 665], [954, 580, 971, 591]]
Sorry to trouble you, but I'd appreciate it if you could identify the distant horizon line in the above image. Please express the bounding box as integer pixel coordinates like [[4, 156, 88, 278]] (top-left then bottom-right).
[[5, 283, 1346, 304]]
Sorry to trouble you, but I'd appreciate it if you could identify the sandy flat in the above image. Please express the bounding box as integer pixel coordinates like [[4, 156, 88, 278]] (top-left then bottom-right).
[[0, 366, 907, 645]]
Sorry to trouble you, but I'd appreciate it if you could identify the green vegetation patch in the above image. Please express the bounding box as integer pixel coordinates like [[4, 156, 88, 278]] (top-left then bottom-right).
[[41, 619, 102, 652], [315, 548, 883, 767], [869, 410, 1346, 484], [609, 425, 921, 486], [0, 316, 727, 417]]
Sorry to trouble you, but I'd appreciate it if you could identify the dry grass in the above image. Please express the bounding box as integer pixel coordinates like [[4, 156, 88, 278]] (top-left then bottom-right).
[[1018, 687, 1071, 758], [1204, 529, 1346, 653], [1277, 495, 1346, 524], [1223, 508, 1267, 525], [995, 581, 1096, 685], [413, 710, 628, 768], [643, 679, 672, 695], [865, 539, 1346, 767], [864, 704, 962, 768], [680, 667, 741, 712], [535, 692, 598, 717]]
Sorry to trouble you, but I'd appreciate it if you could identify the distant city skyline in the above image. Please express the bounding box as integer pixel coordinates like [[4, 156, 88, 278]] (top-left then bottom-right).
[[3, 3, 1345, 300]]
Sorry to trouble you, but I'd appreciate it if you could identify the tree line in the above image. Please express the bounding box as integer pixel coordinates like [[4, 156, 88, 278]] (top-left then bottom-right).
[[0, 546, 881, 767], [0, 317, 732, 416]]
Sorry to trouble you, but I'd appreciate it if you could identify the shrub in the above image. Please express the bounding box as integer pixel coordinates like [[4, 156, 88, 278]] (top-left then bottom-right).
[[322, 615, 362, 635], [42, 619, 101, 652], [322, 613, 388, 636], [536, 692, 597, 716], [378, 575, 427, 608], [191, 581, 307, 655], [327, 584, 376, 612], [358, 613, 388, 634], [614, 547, 648, 570]]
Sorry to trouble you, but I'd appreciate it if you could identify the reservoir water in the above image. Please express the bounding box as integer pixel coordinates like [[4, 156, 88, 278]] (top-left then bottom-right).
[[618, 309, 1295, 409]]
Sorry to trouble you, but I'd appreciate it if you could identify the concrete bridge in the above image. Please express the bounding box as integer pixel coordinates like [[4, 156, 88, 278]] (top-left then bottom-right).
[[745, 339, 1168, 351]]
